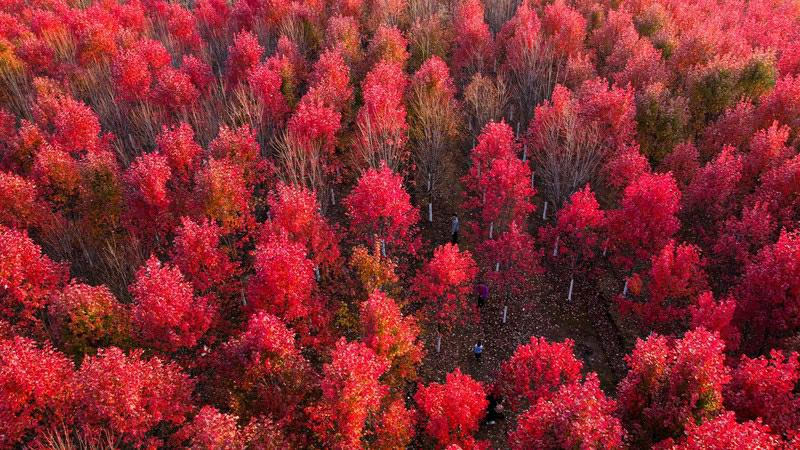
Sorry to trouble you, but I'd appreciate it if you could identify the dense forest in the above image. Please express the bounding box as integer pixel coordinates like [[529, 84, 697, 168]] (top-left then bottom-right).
[[1, 0, 800, 447]]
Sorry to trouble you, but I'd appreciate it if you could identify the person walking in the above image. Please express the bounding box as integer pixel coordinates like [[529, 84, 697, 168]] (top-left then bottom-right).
[[475, 281, 489, 308], [473, 340, 483, 362], [450, 214, 459, 245]]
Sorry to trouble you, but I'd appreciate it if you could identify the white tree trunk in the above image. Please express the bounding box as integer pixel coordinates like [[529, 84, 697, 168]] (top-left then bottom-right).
[[568, 277, 574, 302]]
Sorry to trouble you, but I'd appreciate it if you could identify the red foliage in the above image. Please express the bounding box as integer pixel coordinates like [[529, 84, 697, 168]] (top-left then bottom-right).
[[155, 122, 202, 182], [607, 172, 681, 270], [123, 152, 173, 239], [526, 82, 634, 206], [473, 158, 535, 236], [659, 142, 700, 189], [174, 408, 287, 449], [508, 374, 624, 450], [743, 122, 793, 185], [465, 121, 517, 170], [602, 143, 651, 192], [671, 412, 780, 449], [130, 256, 215, 352], [497, 2, 542, 75], [111, 39, 171, 103], [48, 282, 129, 357], [725, 350, 800, 436], [344, 163, 419, 254], [209, 124, 266, 186], [756, 74, 800, 133], [324, 15, 362, 67], [541, 0, 587, 58], [33, 88, 102, 156], [180, 55, 214, 94], [462, 121, 534, 240], [194, 158, 253, 232], [620, 240, 708, 329], [206, 312, 312, 422], [248, 63, 289, 124], [306, 338, 389, 449], [225, 30, 264, 87], [689, 291, 741, 352], [152, 67, 202, 111], [355, 62, 409, 171], [712, 201, 777, 274], [616, 328, 731, 447], [575, 77, 637, 148], [683, 146, 743, 236], [359, 290, 424, 383], [735, 230, 800, 348], [367, 24, 409, 67], [0, 225, 66, 326], [265, 183, 340, 268], [74, 347, 194, 446], [174, 406, 247, 449], [750, 153, 800, 231], [171, 217, 239, 295], [414, 368, 488, 449], [452, 0, 494, 77], [0, 171, 44, 229], [480, 222, 542, 297], [374, 397, 416, 450], [31, 144, 81, 209], [494, 336, 583, 412], [540, 184, 606, 273], [285, 100, 342, 173], [0, 336, 75, 447], [413, 244, 479, 329], [304, 48, 352, 113], [124, 152, 172, 211], [247, 231, 315, 323], [413, 56, 456, 98]]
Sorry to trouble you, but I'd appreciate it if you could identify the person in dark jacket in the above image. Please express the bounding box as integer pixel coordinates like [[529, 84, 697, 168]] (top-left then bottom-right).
[[450, 214, 459, 244], [485, 393, 506, 425], [475, 281, 489, 308]]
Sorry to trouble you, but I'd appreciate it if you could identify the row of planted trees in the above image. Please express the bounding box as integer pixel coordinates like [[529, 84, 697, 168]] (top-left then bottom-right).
[[2, 0, 800, 446]]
